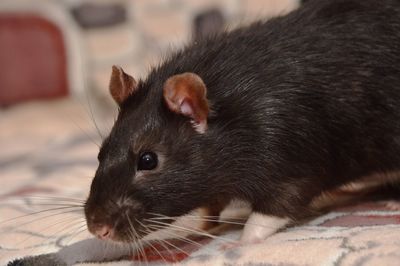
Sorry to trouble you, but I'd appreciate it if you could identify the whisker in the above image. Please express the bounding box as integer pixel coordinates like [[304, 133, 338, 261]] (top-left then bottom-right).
[[6, 203, 84, 208], [132, 239, 144, 266], [84, 83, 104, 140], [148, 212, 248, 221], [21, 195, 85, 203], [13, 218, 85, 248], [141, 237, 169, 264], [127, 219, 141, 265], [147, 225, 203, 247], [65, 111, 101, 147], [68, 115, 100, 147], [144, 219, 237, 244], [31, 215, 83, 237], [138, 220, 177, 263], [148, 213, 283, 230], [147, 213, 310, 238], [156, 236, 191, 258], [0, 207, 83, 228], [138, 232, 149, 266], [131, 232, 144, 266], [147, 224, 206, 250], [126, 214, 146, 266], [64, 224, 90, 245], [135, 219, 169, 264], [124, 234, 135, 262], [126, 228, 140, 265], [48, 220, 87, 242], [142, 230, 177, 263], [171, 217, 250, 228]]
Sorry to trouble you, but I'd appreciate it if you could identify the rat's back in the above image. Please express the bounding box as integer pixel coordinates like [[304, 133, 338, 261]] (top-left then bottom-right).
[[148, 0, 400, 187]]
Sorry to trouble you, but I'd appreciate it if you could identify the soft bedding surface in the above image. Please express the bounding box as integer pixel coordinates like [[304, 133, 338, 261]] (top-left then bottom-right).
[[1, 100, 400, 266]]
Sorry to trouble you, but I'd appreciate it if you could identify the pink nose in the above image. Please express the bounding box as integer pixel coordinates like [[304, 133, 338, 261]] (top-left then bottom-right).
[[95, 225, 112, 240]]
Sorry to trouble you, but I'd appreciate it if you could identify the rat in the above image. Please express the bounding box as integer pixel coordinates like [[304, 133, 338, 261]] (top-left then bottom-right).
[[8, 0, 400, 265], [84, 0, 400, 245]]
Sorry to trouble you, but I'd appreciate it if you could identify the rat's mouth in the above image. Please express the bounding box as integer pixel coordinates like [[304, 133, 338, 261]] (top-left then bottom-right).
[[88, 222, 143, 243], [87, 214, 154, 243], [104, 216, 177, 243], [114, 217, 148, 242]]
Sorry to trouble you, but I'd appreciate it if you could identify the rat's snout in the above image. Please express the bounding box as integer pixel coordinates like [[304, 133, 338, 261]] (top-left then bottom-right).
[[93, 224, 113, 240], [85, 166, 148, 242], [85, 193, 146, 242], [84, 208, 115, 240]]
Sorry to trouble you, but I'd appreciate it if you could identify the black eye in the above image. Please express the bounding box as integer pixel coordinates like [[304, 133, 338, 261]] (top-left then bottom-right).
[[137, 152, 158, 171]]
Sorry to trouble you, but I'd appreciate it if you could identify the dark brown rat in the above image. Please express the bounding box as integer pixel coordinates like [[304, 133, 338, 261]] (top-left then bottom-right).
[[84, 0, 400, 244]]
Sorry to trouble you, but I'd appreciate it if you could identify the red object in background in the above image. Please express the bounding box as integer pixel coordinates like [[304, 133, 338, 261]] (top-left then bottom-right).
[[0, 14, 68, 105]]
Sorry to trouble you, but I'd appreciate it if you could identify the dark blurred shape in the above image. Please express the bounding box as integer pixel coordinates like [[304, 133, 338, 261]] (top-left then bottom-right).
[[0, 15, 68, 106], [193, 9, 225, 41], [71, 3, 127, 29]]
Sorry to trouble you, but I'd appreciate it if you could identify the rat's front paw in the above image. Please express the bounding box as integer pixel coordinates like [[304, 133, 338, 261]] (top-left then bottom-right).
[[219, 212, 290, 251], [7, 254, 66, 266]]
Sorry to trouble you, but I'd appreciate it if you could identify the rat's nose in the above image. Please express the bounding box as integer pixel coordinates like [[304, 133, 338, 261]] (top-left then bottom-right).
[[95, 225, 112, 240]]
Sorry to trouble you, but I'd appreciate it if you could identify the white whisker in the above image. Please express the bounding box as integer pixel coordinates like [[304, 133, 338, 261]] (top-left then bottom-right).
[[148, 213, 283, 229], [21, 195, 85, 203], [135, 218, 170, 265], [126, 214, 147, 266], [156, 237, 190, 258], [148, 212, 247, 221], [147, 224, 205, 250], [1, 210, 83, 235], [0, 206, 83, 225], [144, 219, 237, 245], [65, 224, 89, 245]]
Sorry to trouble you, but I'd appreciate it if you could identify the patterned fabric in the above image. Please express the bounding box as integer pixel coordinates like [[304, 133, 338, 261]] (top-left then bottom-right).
[[1, 100, 400, 265]]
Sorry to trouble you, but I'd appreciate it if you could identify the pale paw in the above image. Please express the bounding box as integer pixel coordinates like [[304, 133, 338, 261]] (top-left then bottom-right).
[[240, 213, 289, 243]]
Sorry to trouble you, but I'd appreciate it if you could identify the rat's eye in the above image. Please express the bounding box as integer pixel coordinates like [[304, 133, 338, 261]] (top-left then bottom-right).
[[137, 152, 158, 171]]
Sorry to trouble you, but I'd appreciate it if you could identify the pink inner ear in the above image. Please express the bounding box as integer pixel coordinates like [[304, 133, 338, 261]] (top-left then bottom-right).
[[163, 72, 209, 134], [180, 100, 194, 117]]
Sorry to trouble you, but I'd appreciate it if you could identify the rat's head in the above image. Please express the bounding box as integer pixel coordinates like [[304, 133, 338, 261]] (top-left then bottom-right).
[[85, 66, 214, 242]]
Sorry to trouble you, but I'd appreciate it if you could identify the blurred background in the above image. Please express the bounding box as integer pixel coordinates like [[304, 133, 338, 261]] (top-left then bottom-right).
[[0, 0, 299, 199]]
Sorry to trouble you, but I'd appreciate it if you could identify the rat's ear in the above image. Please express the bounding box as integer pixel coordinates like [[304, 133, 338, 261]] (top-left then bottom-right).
[[163, 73, 209, 134], [109, 65, 137, 105]]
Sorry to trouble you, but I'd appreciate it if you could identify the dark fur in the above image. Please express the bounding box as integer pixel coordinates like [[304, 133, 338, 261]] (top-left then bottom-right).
[[85, 0, 400, 240]]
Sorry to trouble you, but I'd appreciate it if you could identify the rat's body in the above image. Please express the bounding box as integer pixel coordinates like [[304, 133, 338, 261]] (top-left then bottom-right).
[[85, 0, 400, 247]]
